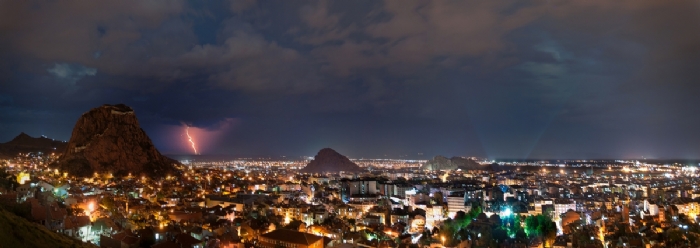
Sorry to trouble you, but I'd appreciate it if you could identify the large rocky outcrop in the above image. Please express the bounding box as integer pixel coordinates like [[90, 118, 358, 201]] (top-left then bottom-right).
[[300, 148, 363, 173], [421, 155, 489, 171], [51, 104, 178, 178], [0, 133, 67, 158]]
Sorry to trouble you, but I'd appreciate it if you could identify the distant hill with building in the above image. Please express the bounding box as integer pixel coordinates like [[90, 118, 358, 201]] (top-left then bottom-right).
[[421, 155, 490, 170], [0, 132, 67, 158], [50, 104, 178, 178], [300, 148, 363, 173]]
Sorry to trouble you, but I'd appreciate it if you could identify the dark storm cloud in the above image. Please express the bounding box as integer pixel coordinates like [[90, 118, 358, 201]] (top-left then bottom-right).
[[1, 0, 699, 158]]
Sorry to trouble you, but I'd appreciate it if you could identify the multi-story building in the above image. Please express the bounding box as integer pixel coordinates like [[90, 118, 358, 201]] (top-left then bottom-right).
[[554, 199, 576, 219], [447, 192, 471, 218], [340, 178, 378, 202], [534, 198, 553, 215]]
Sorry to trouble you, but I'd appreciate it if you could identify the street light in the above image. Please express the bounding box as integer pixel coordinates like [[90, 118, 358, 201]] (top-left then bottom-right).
[[503, 207, 512, 216]]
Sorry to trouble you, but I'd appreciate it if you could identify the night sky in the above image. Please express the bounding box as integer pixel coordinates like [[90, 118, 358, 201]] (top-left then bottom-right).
[[1, 1, 700, 159]]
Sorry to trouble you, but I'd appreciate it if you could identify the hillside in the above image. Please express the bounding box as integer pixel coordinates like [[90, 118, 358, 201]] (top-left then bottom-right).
[[0, 207, 96, 248], [50, 104, 178, 178], [0, 133, 67, 158], [300, 148, 363, 173]]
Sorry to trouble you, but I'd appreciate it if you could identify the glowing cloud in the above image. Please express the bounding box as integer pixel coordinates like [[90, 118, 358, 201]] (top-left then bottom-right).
[[154, 118, 239, 154]]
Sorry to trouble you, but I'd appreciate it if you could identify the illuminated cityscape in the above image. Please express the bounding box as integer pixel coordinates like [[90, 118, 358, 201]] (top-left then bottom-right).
[[2, 148, 700, 247], [2, 1, 700, 248]]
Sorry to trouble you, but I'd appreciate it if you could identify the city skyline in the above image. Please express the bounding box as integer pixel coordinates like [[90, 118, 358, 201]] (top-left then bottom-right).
[[2, 1, 700, 159]]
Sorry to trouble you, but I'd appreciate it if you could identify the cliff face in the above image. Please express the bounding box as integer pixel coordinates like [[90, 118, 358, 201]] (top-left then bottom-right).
[[300, 148, 362, 173], [0, 133, 67, 158], [51, 104, 177, 178], [421, 155, 489, 171]]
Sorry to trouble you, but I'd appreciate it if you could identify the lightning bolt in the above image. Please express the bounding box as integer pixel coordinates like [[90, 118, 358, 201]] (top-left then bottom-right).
[[185, 126, 198, 155]]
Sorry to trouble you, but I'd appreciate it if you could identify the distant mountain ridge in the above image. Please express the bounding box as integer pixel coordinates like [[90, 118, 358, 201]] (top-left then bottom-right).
[[50, 104, 178, 178], [421, 155, 490, 170], [300, 148, 363, 173], [0, 132, 67, 158]]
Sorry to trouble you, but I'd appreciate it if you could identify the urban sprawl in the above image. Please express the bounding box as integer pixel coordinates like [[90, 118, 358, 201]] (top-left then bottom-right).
[[1, 153, 698, 248]]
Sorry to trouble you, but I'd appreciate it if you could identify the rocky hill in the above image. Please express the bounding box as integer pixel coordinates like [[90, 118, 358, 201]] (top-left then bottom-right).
[[421, 155, 490, 171], [50, 104, 178, 178], [300, 148, 363, 173], [0, 133, 67, 158]]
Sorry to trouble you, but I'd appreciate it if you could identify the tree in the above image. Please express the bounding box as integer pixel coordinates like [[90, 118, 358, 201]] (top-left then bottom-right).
[[0, 168, 18, 190], [139, 230, 156, 248], [441, 219, 457, 244], [415, 229, 433, 246], [508, 215, 525, 237], [348, 219, 356, 232], [492, 226, 509, 243], [466, 205, 482, 220], [432, 192, 443, 205], [457, 205, 482, 228], [666, 229, 684, 245], [100, 197, 116, 214], [688, 232, 699, 246], [524, 214, 557, 246], [437, 204, 485, 246], [454, 211, 466, 221], [476, 225, 494, 247], [542, 222, 557, 247], [159, 211, 170, 221], [515, 229, 527, 242], [156, 191, 166, 201]]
